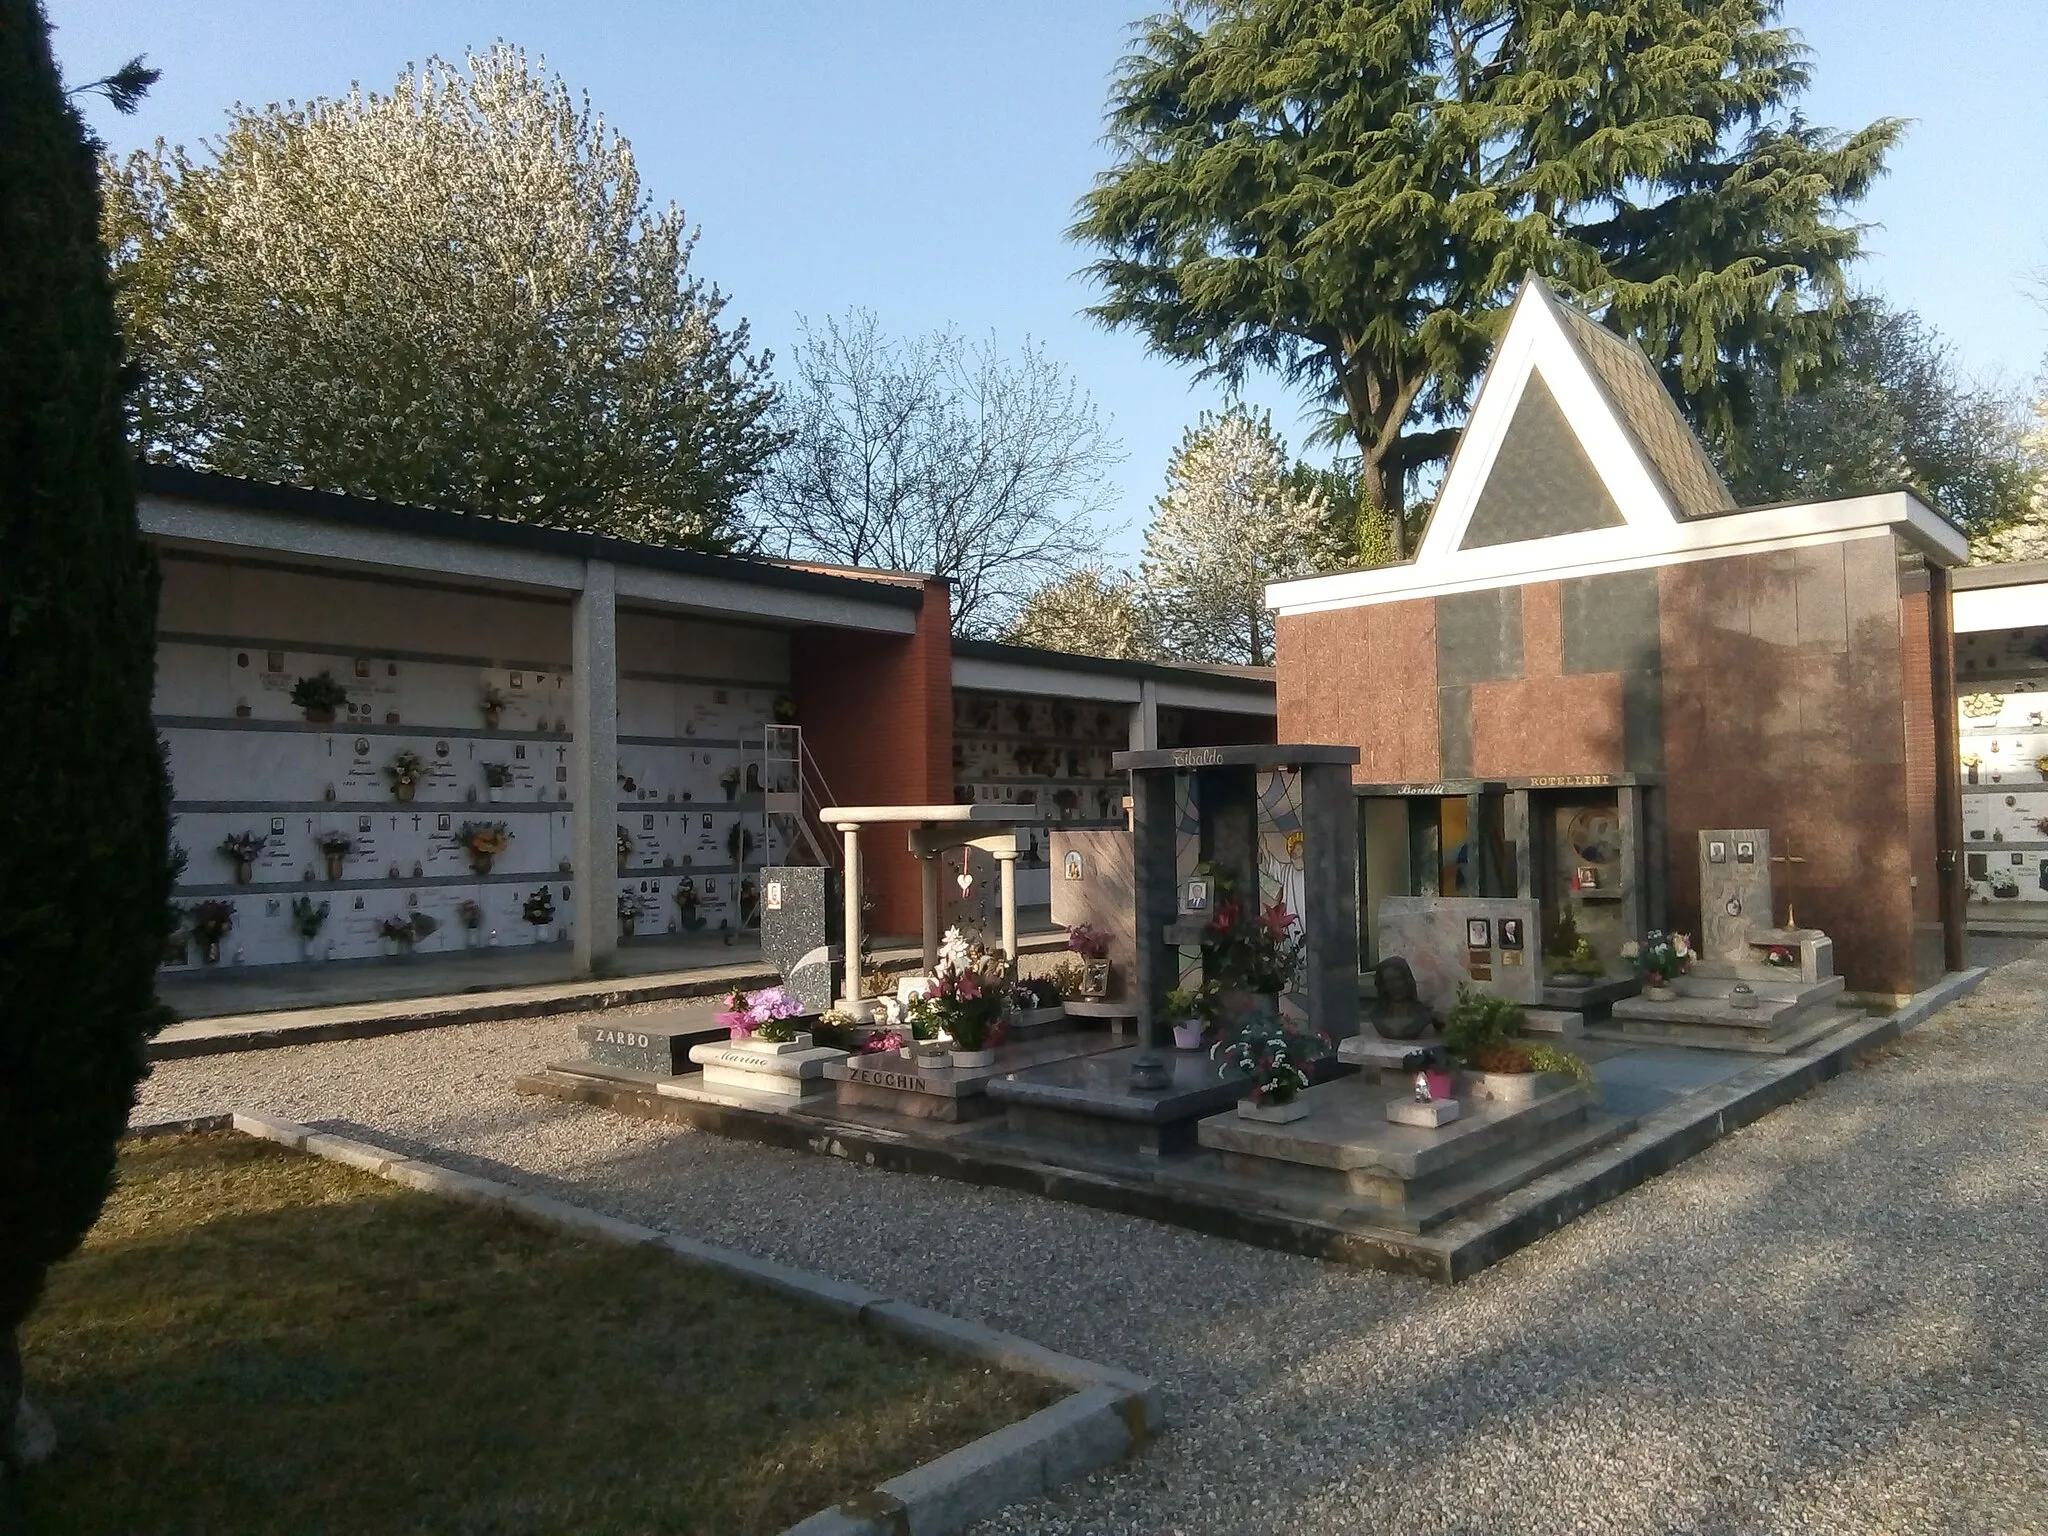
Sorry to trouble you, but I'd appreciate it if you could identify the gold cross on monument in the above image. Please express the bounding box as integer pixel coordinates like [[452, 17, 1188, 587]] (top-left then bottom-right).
[[1769, 836, 1808, 929]]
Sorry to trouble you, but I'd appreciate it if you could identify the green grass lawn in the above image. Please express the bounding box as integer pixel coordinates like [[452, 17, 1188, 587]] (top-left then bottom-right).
[[15, 1132, 1056, 1535]]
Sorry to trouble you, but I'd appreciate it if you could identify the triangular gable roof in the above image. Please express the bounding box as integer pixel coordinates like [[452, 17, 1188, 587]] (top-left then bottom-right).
[[1415, 277, 1732, 563]]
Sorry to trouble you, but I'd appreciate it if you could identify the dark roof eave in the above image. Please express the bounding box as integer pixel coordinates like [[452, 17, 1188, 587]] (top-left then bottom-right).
[[951, 638, 1277, 697], [133, 461, 929, 611]]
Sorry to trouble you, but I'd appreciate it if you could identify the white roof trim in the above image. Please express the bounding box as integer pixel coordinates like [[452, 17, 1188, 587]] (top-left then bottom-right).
[[1955, 584, 2048, 634], [1269, 491, 1967, 617], [1414, 283, 1677, 564]]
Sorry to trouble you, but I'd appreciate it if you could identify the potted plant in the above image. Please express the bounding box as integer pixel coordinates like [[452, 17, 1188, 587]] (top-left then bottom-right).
[[1007, 975, 1066, 1032], [456, 897, 485, 947], [1542, 907, 1604, 987], [1620, 929, 1693, 1000], [909, 928, 1008, 1067], [727, 822, 756, 866], [377, 915, 414, 956], [314, 830, 354, 881], [617, 890, 639, 938], [217, 830, 266, 885], [772, 694, 798, 724], [1065, 922, 1113, 999], [1162, 983, 1215, 1050], [719, 766, 742, 801], [480, 683, 507, 730], [1990, 867, 2022, 900], [289, 895, 330, 961], [188, 899, 235, 964], [1440, 984, 1592, 1101], [483, 762, 513, 801], [1202, 887, 1305, 1032], [290, 671, 349, 725], [1215, 1016, 1324, 1122], [617, 824, 633, 874], [674, 881, 705, 932], [716, 985, 812, 1051], [457, 820, 512, 875], [384, 749, 426, 803], [521, 886, 556, 939]]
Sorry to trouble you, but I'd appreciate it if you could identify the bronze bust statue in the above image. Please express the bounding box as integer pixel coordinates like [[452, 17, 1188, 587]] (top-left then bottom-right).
[[1368, 955, 1436, 1040]]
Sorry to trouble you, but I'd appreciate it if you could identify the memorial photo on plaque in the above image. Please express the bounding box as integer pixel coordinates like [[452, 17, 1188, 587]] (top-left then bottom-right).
[[1736, 840, 1756, 863], [1183, 877, 1209, 911], [1499, 918, 1524, 950], [1708, 839, 1728, 863], [1466, 917, 1492, 949], [1064, 850, 1083, 881]]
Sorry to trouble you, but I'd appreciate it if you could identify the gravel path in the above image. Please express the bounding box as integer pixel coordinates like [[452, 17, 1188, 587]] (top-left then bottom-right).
[[138, 944, 2048, 1535]]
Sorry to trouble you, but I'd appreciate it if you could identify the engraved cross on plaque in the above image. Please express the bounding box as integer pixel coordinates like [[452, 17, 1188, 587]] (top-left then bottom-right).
[[1769, 836, 1808, 928]]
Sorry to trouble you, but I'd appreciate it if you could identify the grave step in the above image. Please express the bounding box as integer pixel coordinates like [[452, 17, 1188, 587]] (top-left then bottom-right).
[[1520, 1008, 1584, 1037], [1587, 1003, 1865, 1056]]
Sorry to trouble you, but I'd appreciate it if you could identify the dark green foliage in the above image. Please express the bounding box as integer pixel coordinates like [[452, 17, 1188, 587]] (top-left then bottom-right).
[[0, 0, 171, 1367], [1718, 296, 2041, 537], [1073, 0, 1900, 550], [1441, 983, 1525, 1064]]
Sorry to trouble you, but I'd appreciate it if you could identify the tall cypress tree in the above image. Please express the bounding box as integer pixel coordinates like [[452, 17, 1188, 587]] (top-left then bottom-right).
[[1073, 0, 1900, 556], [0, 0, 170, 1460]]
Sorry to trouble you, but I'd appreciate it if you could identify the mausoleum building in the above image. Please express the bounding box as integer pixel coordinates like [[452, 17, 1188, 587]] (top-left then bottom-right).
[[1268, 278, 1968, 1001]]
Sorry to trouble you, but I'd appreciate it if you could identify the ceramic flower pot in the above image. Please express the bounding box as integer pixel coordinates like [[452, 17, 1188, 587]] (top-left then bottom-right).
[[1171, 1020, 1206, 1050], [621, 913, 637, 938], [393, 782, 415, 804], [233, 859, 253, 885], [1237, 1095, 1307, 1123], [950, 1048, 998, 1069], [470, 854, 494, 876], [303, 705, 335, 725], [482, 708, 501, 730], [488, 787, 503, 803], [324, 853, 345, 881], [1643, 984, 1675, 1001]]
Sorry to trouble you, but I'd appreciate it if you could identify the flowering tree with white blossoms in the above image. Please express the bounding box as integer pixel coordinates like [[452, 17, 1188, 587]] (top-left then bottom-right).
[[102, 44, 778, 548], [1140, 408, 1348, 666]]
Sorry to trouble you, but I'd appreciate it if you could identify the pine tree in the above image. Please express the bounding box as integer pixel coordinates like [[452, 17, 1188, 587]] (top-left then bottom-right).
[[0, 0, 171, 1460], [1073, 0, 1900, 555]]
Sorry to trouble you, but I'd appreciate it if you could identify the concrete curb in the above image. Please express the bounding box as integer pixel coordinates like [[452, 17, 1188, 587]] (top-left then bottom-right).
[[218, 1110, 1159, 1534], [146, 967, 780, 1061]]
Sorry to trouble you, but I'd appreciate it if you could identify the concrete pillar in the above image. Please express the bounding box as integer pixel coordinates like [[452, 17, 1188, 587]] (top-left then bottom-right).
[[570, 560, 618, 976], [840, 823, 868, 1019], [919, 850, 940, 971], [1128, 681, 1160, 752], [994, 846, 1019, 973]]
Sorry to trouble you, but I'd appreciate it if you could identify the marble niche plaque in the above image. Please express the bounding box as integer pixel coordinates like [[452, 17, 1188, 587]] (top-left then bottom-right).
[[1377, 895, 1543, 1013]]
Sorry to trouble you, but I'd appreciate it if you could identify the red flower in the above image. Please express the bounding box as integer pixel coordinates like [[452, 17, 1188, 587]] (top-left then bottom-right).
[[1259, 902, 1297, 940]]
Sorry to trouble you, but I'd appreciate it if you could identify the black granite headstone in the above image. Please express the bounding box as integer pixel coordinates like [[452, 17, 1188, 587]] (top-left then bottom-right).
[[758, 865, 843, 1013]]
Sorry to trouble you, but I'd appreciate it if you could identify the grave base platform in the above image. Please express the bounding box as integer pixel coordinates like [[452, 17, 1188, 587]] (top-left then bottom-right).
[[1192, 1071, 1609, 1233], [686, 1036, 846, 1099], [822, 1030, 1123, 1123], [577, 1015, 728, 1075], [1598, 975, 1853, 1053], [984, 1045, 1249, 1158]]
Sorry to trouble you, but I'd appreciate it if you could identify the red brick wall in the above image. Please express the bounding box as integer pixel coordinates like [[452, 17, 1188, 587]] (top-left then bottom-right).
[[1276, 599, 1440, 782], [790, 580, 954, 936]]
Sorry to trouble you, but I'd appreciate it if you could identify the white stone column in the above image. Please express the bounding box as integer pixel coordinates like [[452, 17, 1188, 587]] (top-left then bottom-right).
[[995, 845, 1019, 973], [919, 849, 941, 971], [840, 823, 868, 1019], [571, 559, 618, 976]]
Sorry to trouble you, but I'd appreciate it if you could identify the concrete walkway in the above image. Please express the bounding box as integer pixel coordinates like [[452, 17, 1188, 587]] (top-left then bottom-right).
[[152, 921, 1071, 1059]]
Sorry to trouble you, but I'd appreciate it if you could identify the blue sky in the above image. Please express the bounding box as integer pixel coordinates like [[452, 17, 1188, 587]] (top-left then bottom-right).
[[51, 1, 2048, 560]]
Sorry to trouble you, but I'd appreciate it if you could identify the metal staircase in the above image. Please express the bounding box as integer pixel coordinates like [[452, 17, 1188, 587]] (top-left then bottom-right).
[[756, 724, 838, 868]]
